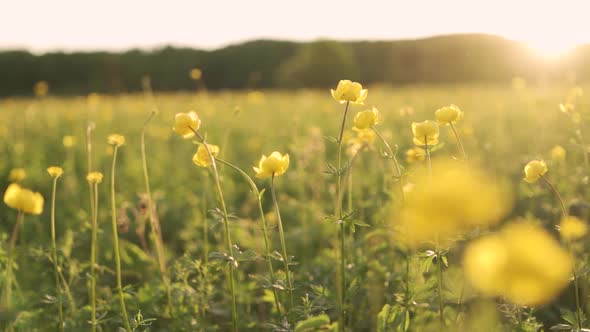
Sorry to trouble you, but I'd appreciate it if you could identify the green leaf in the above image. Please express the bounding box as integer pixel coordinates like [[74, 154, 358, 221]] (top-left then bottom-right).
[[294, 314, 331, 332]]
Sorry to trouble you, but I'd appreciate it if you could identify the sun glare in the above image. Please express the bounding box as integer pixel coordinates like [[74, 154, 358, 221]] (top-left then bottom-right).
[[526, 38, 576, 59]]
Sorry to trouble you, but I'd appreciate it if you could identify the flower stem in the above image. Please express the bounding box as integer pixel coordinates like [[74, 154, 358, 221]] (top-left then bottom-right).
[[110, 145, 131, 332], [50, 177, 65, 332], [436, 249, 445, 327], [449, 123, 467, 160], [216, 158, 283, 317], [90, 183, 98, 332], [271, 174, 294, 310], [372, 126, 404, 203], [541, 176, 567, 217], [570, 249, 583, 329], [2, 211, 24, 308], [424, 138, 432, 178]]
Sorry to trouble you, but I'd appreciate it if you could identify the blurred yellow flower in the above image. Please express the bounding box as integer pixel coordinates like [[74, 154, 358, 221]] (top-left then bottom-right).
[[550, 145, 566, 162], [523, 160, 548, 183], [86, 172, 104, 184], [559, 103, 575, 114], [405, 147, 425, 163], [8, 168, 26, 182], [435, 104, 463, 125], [331, 80, 368, 104], [192, 144, 220, 168], [47, 166, 64, 178], [253, 152, 290, 179], [411, 120, 439, 146], [34, 81, 49, 97], [173, 111, 201, 139], [3, 183, 44, 215], [396, 159, 510, 246], [512, 77, 527, 90], [190, 68, 202, 80], [62, 135, 76, 148], [464, 222, 571, 306], [107, 134, 126, 147], [353, 107, 380, 130], [559, 216, 587, 241]]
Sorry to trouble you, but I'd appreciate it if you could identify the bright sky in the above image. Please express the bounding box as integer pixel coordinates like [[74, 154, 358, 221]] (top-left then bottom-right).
[[2, 0, 589, 56]]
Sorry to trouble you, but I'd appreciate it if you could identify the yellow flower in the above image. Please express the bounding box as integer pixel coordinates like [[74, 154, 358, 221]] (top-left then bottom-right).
[[353, 107, 380, 130], [330, 80, 368, 104], [512, 77, 527, 90], [47, 166, 64, 178], [34, 81, 49, 97], [189, 68, 202, 80], [559, 216, 588, 241], [4, 183, 44, 215], [405, 147, 425, 163], [253, 152, 290, 179], [8, 168, 27, 182], [435, 104, 463, 125], [396, 159, 511, 246], [559, 103, 575, 114], [192, 144, 220, 168], [550, 145, 566, 162], [173, 111, 201, 139], [86, 172, 104, 184], [523, 160, 548, 183], [62, 135, 76, 148], [411, 120, 439, 146], [463, 222, 572, 306], [107, 134, 126, 147]]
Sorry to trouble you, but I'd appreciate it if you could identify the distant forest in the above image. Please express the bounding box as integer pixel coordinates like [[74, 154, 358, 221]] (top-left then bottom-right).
[[1, 34, 589, 96]]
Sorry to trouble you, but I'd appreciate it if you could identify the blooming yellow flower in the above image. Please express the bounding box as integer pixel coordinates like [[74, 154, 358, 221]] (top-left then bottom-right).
[[8, 168, 26, 182], [396, 159, 510, 246], [353, 107, 380, 130], [559, 216, 588, 241], [435, 104, 463, 125], [62, 135, 76, 148], [34, 81, 49, 97], [330, 80, 368, 104], [192, 144, 220, 168], [47, 166, 64, 178], [107, 134, 126, 147], [86, 172, 104, 184], [523, 160, 548, 183], [464, 221, 572, 306], [3, 183, 44, 215], [405, 147, 425, 163], [550, 145, 566, 162], [190, 68, 202, 80], [173, 111, 201, 139], [411, 120, 439, 146], [253, 152, 290, 179]]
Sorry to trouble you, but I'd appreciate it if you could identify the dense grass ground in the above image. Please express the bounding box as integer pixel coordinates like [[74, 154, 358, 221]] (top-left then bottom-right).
[[1, 83, 589, 331]]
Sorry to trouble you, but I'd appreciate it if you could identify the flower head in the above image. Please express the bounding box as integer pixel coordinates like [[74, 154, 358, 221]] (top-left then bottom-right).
[[190, 68, 202, 80], [331, 80, 368, 104], [353, 107, 380, 130], [193, 144, 220, 168], [411, 120, 439, 146], [34, 81, 49, 97], [463, 221, 572, 306], [173, 111, 201, 139], [559, 216, 587, 241], [62, 135, 76, 148], [405, 147, 425, 163], [4, 183, 44, 215], [8, 168, 27, 182], [86, 172, 104, 184], [107, 134, 126, 147], [435, 104, 463, 125], [253, 152, 290, 179], [523, 160, 548, 183], [550, 145, 566, 162], [47, 166, 64, 178]]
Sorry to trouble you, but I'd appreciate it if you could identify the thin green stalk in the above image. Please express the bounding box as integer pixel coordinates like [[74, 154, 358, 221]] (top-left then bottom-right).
[[541, 176, 567, 218], [449, 123, 467, 160], [2, 211, 24, 308], [424, 137, 432, 177], [271, 174, 294, 310], [90, 183, 98, 332], [372, 126, 404, 203], [110, 145, 131, 332], [190, 127, 238, 332], [436, 249, 444, 327], [404, 251, 411, 328], [568, 247, 584, 329], [50, 176, 65, 332], [216, 158, 283, 317]]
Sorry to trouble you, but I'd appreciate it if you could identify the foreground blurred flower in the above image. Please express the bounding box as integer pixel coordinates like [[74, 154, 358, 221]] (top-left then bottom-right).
[[463, 221, 571, 306], [193, 144, 220, 167], [8, 168, 26, 182], [550, 145, 567, 162], [331, 80, 368, 104], [353, 107, 380, 130], [396, 159, 510, 246], [86, 172, 103, 184], [47, 166, 64, 178], [523, 160, 548, 183], [412, 120, 439, 146], [435, 104, 463, 125], [405, 147, 425, 163], [253, 152, 290, 179], [3, 183, 44, 215], [107, 134, 126, 147], [173, 111, 201, 139], [559, 216, 588, 242]]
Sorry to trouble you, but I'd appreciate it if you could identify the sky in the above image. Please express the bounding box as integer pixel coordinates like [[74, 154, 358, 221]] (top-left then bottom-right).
[[2, 0, 589, 56]]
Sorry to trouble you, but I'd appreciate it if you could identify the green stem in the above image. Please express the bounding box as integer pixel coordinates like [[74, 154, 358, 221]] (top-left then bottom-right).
[[541, 176, 567, 218], [50, 177, 65, 332], [436, 249, 444, 327], [190, 127, 238, 332], [424, 138, 432, 177], [449, 123, 467, 160], [90, 183, 98, 332], [271, 174, 294, 310], [216, 158, 283, 316], [570, 249, 583, 329], [110, 145, 131, 332], [2, 211, 24, 308], [372, 126, 404, 203]]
